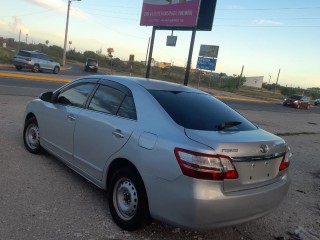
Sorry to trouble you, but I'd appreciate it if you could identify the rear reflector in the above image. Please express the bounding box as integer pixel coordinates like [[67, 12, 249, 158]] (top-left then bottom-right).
[[174, 148, 238, 180], [279, 147, 292, 171]]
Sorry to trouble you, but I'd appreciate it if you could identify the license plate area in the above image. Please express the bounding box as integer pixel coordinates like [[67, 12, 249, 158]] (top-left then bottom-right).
[[223, 157, 283, 192]]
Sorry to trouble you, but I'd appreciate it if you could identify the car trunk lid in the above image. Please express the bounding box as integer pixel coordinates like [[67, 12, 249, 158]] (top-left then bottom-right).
[[185, 128, 287, 192]]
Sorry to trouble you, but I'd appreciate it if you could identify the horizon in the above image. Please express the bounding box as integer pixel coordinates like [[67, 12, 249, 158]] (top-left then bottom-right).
[[0, 0, 319, 88]]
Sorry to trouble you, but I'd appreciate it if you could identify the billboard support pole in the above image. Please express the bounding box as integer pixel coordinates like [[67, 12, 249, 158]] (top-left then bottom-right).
[[146, 27, 156, 78], [184, 27, 197, 86]]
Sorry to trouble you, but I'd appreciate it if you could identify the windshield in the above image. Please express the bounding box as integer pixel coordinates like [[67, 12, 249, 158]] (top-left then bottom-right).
[[149, 90, 258, 131]]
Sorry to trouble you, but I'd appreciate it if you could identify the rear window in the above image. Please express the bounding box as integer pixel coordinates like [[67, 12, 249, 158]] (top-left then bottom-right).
[[87, 59, 97, 65], [149, 90, 257, 131], [17, 51, 31, 57], [289, 95, 302, 100]]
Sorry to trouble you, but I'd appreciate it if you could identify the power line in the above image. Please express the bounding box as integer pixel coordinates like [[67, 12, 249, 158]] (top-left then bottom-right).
[[217, 6, 320, 11], [214, 24, 320, 28], [0, 6, 64, 17]]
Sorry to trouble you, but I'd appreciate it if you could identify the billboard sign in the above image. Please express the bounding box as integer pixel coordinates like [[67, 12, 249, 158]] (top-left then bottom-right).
[[140, 0, 201, 27], [196, 57, 216, 71], [199, 45, 219, 58]]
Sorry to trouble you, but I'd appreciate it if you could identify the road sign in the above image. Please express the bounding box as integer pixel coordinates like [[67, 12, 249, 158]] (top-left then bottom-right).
[[199, 45, 219, 58], [196, 57, 217, 71], [129, 54, 134, 62]]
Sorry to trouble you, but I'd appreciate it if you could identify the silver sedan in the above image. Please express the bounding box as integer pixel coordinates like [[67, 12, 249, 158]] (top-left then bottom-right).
[[23, 75, 291, 231]]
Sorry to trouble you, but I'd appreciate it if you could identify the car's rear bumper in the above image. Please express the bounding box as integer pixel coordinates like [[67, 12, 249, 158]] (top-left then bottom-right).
[[146, 172, 290, 230], [13, 61, 33, 69]]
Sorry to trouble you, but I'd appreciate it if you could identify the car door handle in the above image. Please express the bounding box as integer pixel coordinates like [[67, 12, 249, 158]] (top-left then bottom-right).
[[67, 114, 76, 121], [112, 129, 124, 138]]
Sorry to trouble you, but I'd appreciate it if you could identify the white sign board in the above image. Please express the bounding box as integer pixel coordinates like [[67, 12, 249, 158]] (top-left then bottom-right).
[[199, 45, 219, 58]]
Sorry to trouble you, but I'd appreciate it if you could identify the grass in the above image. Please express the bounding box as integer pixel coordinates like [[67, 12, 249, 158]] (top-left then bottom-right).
[[0, 47, 15, 64]]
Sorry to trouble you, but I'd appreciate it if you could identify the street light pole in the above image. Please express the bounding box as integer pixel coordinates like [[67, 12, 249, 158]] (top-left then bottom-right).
[[62, 0, 81, 66]]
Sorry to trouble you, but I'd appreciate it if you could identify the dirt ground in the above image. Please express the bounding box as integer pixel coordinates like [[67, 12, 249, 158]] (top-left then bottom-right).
[[0, 94, 319, 240]]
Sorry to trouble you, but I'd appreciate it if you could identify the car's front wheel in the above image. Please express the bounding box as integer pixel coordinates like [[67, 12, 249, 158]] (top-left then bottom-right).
[[16, 66, 22, 70], [53, 66, 60, 74], [23, 117, 42, 154], [108, 166, 151, 231]]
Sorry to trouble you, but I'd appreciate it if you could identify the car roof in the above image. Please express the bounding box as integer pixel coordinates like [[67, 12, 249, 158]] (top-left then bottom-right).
[[91, 75, 204, 93]]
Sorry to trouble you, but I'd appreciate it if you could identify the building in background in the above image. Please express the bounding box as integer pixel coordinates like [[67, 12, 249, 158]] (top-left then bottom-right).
[[243, 76, 264, 88]]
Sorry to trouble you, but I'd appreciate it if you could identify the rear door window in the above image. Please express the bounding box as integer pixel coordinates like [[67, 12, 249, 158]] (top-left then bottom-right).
[[149, 90, 257, 131], [88, 85, 137, 120]]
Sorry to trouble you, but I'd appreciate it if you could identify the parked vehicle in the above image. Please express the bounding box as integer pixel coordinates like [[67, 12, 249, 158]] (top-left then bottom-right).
[[13, 50, 60, 74], [283, 94, 310, 109], [23, 76, 291, 231], [314, 98, 320, 106], [84, 58, 98, 72]]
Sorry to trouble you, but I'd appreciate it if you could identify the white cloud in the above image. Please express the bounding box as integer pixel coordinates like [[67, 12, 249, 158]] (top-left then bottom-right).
[[8, 16, 30, 34], [253, 19, 283, 26], [25, 0, 90, 19]]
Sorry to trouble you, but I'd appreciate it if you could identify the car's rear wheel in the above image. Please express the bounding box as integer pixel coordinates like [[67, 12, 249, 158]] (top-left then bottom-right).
[[53, 66, 60, 74], [306, 105, 310, 110], [32, 64, 40, 73], [23, 117, 42, 154], [108, 166, 151, 231], [297, 104, 300, 109], [16, 66, 22, 70]]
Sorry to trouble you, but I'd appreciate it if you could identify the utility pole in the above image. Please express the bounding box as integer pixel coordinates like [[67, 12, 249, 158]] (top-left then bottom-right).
[[274, 69, 281, 93], [238, 65, 244, 89], [18, 29, 21, 51], [25, 33, 28, 44], [62, 0, 81, 66]]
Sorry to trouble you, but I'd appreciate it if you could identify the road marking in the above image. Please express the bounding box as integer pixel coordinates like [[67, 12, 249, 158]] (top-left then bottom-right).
[[0, 72, 71, 83]]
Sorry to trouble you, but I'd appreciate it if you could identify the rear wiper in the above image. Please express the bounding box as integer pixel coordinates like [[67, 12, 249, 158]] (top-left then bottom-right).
[[216, 121, 242, 130]]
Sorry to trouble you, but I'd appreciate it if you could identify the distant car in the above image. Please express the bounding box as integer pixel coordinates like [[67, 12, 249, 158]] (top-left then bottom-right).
[[13, 50, 60, 74], [314, 99, 320, 106], [283, 94, 310, 109], [23, 75, 291, 231], [84, 58, 98, 72]]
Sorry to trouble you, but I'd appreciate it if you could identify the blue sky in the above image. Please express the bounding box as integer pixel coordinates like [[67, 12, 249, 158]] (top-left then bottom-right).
[[0, 0, 319, 88]]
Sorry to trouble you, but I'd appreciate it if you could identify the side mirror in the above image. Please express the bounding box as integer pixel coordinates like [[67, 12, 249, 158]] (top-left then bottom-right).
[[39, 91, 53, 102]]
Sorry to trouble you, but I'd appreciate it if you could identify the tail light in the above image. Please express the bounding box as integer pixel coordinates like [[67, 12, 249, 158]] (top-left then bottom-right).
[[279, 147, 292, 171], [174, 148, 238, 180]]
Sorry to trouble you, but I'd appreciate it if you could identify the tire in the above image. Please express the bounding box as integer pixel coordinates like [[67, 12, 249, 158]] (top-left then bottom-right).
[[108, 166, 151, 231], [53, 66, 60, 74], [32, 64, 40, 73], [297, 104, 300, 109], [306, 105, 310, 110], [16, 66, 22, 70], [23, 117, 42, 154]]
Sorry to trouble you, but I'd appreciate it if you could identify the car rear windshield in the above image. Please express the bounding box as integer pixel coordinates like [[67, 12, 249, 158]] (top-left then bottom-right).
[[289, 95, 302, 100], [149, 90, 257, 131], [17, 51, 31, 57], [88, 59, 97, 65]]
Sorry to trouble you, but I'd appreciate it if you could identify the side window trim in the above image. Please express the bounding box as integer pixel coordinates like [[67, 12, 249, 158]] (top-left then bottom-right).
[[55, 82, 97, 108]]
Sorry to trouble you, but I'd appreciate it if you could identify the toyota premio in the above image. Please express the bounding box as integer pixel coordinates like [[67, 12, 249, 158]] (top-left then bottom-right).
[[23, 75, 291, 231]]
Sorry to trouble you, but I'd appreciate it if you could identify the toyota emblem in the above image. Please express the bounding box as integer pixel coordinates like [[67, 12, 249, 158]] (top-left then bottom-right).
[[260, 144, 269, 154]]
